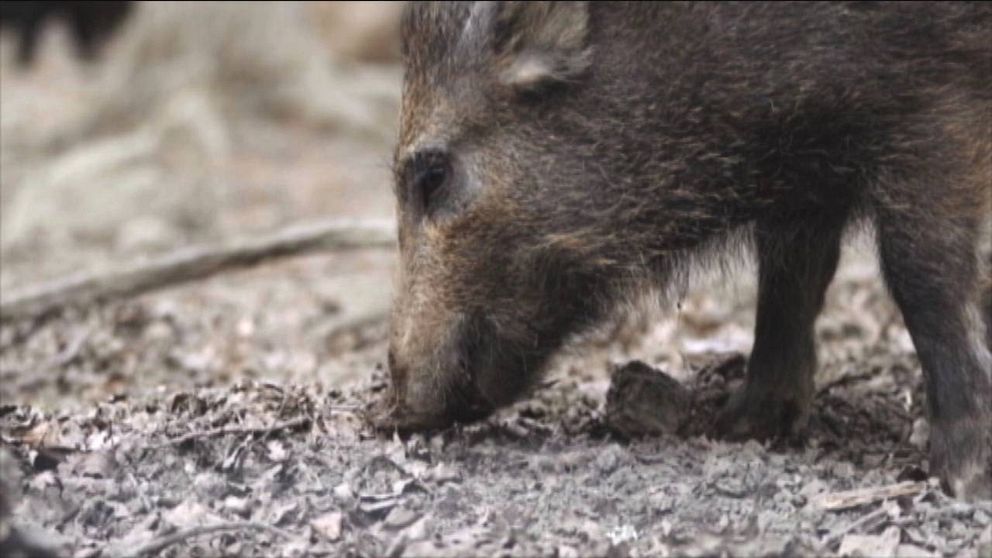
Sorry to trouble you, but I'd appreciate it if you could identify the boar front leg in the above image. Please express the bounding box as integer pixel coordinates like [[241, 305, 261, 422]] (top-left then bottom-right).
[[716, 216, 844, 440], [875, 200, 991, 501]]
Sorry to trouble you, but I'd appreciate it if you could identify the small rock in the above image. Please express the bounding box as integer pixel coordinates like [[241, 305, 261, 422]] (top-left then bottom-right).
[[70, 451, 117, 479], [333, 481, 355, 502], [311, 511, 343, 541], [605, 361, 691, 437], [223, 496, 251, 518], [192, 472, 228, 500], [838, 526, 900, 557], [163, 500, 219, 529], [281, 538, 311, 558], [428, 462, 460, 484], [713, 478, 748, 498], [384, 507, 420, 530], [606, 524, 638, 545], [404, 516, 430, 541], [830, 462, 855, 477], [266, 440, 288, 462], [595, 446, 622, 476], [27, 471, 60, 494], [404, 540, 444, 557], [946, 502, 973, 519]]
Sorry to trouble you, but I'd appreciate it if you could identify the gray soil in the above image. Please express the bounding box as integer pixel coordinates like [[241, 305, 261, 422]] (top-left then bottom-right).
[[1, 10, 991, 558]]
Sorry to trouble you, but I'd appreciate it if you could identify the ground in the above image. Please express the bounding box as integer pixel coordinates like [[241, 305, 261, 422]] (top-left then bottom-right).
[[1, 5, 990, 557]]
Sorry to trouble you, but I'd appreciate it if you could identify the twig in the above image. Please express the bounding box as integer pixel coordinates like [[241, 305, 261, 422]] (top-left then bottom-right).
[[115, 521, 295, 558], [126, 470, 154, 514], [821, 502, 895, 547], [811, 481, 926, 511], [631, 452, 669, 464], [148, 416, 310, 449], [0, 218, 396, 323]]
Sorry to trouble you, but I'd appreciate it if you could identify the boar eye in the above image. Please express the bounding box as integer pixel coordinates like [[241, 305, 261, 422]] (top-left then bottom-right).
[[410, 151, 451, 214]]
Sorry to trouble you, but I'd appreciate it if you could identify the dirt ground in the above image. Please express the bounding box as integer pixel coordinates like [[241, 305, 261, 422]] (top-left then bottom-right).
[[1, 4, 990, 557]]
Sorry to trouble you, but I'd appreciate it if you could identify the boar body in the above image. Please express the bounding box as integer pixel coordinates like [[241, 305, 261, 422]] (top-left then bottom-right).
[[0, 1, 132, 66], [388, 2, 992, 499]]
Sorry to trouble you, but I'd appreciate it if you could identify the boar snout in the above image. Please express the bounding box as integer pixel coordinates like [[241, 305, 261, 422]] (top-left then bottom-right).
[[381, 314, 496, 431]]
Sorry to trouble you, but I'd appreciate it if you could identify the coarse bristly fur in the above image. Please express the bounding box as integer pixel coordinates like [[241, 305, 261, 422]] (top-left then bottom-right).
[[383, 1, 992, 500]]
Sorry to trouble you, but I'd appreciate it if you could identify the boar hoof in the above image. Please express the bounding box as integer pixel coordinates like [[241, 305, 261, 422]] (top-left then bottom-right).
[[943, 464, 992, 502], [714, 388, 810, 442], [930, 419, 992, 501]]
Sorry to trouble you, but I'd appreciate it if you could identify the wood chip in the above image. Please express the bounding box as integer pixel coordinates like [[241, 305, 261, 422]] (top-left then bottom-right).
[[311, 511, 343, 541]]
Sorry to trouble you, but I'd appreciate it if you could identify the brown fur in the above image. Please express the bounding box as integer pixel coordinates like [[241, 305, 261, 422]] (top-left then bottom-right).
[[386, 1, 992, 500]]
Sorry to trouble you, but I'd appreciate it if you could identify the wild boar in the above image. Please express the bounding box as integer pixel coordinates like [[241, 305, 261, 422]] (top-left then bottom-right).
[[384, 2, 992, 499]]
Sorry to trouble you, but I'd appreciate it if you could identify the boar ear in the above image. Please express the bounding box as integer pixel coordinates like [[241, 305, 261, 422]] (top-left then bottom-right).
[[489, 1, 590, 91]]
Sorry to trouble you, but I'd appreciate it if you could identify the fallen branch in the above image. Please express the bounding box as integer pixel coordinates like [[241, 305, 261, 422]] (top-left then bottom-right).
[[148, 416, 310, 449], [811, 481, 927, 511], [115, 521, 295, 558], [821, 503, 894, 547], [0, 219, 396, 323]]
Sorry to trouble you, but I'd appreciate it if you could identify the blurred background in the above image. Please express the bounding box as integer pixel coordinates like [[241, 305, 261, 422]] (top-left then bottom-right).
[[1, 1, 403, 285], [0, 1, 414, 407]]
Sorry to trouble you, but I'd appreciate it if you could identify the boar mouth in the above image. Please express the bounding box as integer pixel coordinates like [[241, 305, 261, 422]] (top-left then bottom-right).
[[374, 379, 495, 433], [377, 314, 498, 432]]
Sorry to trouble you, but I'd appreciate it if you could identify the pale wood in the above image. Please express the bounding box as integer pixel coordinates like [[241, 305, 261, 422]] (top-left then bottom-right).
[[812, 481, 927, 511], [0, 219, 396, 322]]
